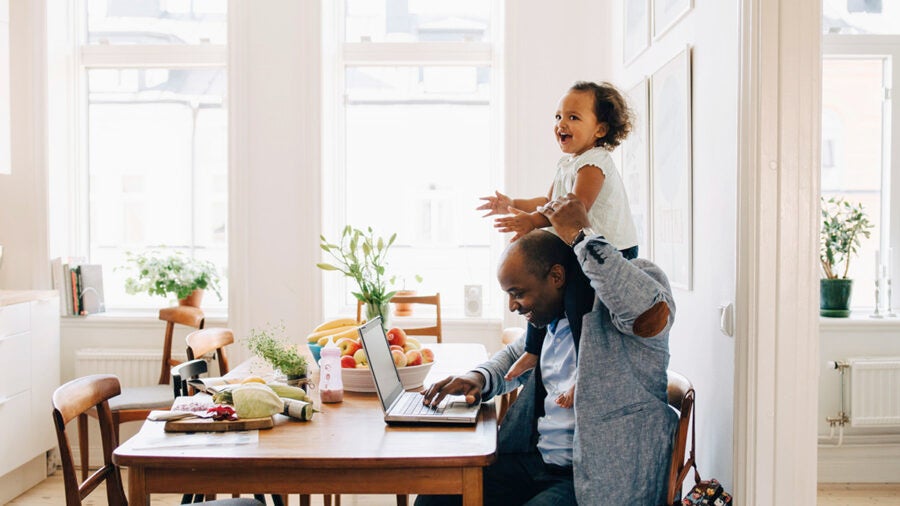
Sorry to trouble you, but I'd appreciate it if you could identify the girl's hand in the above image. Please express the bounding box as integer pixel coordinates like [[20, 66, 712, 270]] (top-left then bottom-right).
[[494, 208, 536, 242], [476, 191, 513, 217]]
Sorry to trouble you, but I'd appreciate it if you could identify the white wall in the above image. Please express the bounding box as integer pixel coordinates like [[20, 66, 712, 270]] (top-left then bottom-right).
[[610, 0, 740, 486]]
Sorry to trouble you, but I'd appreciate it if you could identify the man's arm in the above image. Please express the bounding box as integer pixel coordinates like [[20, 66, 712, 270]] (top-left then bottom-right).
[[541, 193, 674, 338]]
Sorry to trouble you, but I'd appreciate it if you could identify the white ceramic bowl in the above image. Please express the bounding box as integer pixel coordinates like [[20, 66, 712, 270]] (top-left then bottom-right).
[[341, 361, 433, 393]]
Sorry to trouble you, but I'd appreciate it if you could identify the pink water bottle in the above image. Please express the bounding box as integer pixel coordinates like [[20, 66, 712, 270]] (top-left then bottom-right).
[[318, 341, 344, 403]]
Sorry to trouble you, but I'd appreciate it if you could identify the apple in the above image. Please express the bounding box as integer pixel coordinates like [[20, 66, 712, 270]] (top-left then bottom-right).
[[403, 336, 422, 351], [390, 345, 404, 353], [353, 348, 368, 366], [420, 347, 434, 364], [336, 337, 362, 356], [405, 349, 423, 367], [386, 327, 407, 347], [340, 355, 357, 368], [391, 349, 408, 368]]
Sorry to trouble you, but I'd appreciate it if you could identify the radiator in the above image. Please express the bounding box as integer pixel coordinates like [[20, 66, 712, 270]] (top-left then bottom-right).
[[849, 357, 900, 428], [75, 348, 188, 388]]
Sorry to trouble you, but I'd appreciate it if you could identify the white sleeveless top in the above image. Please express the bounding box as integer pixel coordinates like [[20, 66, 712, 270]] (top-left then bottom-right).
[[551, 147, 638, 250]]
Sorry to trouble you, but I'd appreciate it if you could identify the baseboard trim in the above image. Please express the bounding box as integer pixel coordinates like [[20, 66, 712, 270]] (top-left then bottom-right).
[[0, 455, 48, 504], [818, 439, 900, 482]]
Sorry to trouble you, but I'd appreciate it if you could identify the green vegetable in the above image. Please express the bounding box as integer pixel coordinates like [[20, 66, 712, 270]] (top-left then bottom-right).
[[231, 384, 284, 419], [268, 384, 311, 402]]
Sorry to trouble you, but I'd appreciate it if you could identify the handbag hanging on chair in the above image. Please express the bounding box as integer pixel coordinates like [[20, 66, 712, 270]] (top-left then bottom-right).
[[676, 396, 733, 506]]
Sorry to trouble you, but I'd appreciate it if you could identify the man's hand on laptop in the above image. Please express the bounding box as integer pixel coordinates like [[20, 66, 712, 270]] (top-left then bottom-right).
[[421, 372, 485, 408]]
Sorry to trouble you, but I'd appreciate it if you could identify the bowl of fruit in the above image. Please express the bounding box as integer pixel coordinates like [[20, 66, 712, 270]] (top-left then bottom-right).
[[308, 320, 434, 392]]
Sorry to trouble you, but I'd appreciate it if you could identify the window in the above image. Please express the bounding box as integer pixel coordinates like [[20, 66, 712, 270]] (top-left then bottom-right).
[[323, 1, 502, 317], [821, 24, 898, 310], [60, 0, 228, 311]]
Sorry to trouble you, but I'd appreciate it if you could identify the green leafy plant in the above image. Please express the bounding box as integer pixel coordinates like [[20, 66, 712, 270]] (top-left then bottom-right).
[[245, 322, 307, 378], [820, 197, 874, 280], [317, 226, 398, 306], [121, 250, 222, 300]]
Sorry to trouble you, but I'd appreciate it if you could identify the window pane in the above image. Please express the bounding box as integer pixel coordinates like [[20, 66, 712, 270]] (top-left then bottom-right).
[[88, 67, 227, 309], [86, 0, 226, 45], [821, 58, 885, 309], [823, 0, 900, 35], [342, 65, 494, 313], [345, 0, 491, 42]]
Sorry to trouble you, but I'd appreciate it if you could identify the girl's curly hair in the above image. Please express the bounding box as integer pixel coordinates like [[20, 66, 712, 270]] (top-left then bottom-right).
[[570, 81, 633, 150]]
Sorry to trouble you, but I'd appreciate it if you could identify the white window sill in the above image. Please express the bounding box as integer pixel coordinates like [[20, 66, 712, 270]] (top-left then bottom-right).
[[820, 311, 900, 330]]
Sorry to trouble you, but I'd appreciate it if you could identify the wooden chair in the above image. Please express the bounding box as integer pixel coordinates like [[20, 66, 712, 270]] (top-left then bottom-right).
[[356, 293, 442, 343], [186, 327, 235, 376], [666, 370, 696, 505], [77, 305, 205, 481], [497, 327, 525, 423], [53, 374, 262, 506]]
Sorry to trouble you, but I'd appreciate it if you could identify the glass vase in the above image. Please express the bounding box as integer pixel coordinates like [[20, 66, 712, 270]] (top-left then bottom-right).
[[365, 300, 391, 329]]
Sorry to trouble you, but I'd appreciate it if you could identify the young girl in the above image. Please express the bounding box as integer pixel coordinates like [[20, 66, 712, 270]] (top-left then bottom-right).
[[477, 81, 638, 407]]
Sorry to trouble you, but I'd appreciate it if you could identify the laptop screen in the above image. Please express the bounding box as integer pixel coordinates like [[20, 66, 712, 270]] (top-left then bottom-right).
[[358, 317, 404, 411]]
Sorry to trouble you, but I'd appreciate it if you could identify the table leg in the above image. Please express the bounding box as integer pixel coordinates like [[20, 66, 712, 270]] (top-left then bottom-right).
[[127, 467, 148, 506], [461, 467, 483, 506]]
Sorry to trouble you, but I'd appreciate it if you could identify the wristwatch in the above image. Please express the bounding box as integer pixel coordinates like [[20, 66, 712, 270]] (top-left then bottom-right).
[[570, 227, 597, 247]]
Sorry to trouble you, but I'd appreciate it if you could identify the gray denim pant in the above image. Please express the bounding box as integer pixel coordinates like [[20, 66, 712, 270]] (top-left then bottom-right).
[[414, 451, 576, 506]]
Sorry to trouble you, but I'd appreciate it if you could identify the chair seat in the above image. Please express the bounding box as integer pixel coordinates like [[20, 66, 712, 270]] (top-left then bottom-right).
[[108, 385, 173, 411]]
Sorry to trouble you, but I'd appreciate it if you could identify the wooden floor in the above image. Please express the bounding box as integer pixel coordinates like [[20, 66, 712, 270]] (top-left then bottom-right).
[[6, 472, 900, 505], [6, 471, 411, 505]]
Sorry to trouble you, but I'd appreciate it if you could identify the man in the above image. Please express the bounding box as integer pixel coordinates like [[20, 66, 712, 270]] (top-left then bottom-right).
[[417, 193, 677, 505]]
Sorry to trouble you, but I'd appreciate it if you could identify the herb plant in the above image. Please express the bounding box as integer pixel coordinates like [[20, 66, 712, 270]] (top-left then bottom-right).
[[245, 322, 307, 378]]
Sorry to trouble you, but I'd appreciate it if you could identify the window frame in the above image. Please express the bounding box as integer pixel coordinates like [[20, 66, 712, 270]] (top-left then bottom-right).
[[321, 0, 505, 319], [822, 34, 898, 308], [62, 3, 229, 313]]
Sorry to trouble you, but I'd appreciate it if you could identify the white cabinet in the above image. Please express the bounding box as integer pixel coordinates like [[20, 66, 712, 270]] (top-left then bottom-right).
[[0, 292, 60, 480]]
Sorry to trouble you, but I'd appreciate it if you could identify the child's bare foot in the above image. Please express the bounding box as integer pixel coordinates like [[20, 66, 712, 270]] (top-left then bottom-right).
[[555, 386, 575, 408], [504, 352, 538, 381]]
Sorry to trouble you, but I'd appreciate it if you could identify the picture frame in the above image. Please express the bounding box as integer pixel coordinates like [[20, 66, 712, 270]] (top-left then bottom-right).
[[621, 78, 652, 258], [623, 0, 650, 65], [653, 0, 693, 40], [650, 46, 692, 290]]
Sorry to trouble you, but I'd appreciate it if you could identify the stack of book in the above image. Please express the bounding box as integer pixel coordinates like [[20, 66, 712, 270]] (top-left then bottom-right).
[[50, 258, 106, 316]]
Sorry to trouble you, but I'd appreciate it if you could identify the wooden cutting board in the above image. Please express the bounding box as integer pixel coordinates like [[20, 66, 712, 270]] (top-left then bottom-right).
[[164, 416, 274, 432]]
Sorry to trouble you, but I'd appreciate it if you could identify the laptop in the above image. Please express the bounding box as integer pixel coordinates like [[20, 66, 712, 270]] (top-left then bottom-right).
[[357, 317, 481, 424]]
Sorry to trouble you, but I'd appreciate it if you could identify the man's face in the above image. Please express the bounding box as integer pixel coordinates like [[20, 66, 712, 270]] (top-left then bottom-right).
[[497, 248, 566, 328]]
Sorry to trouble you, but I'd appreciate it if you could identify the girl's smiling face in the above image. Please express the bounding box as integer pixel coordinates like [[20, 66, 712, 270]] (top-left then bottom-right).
[[554, 90, 608, 156]]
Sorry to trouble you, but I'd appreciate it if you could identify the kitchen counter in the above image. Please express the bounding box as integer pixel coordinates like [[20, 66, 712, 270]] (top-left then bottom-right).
[[0, 290, 58, 307]]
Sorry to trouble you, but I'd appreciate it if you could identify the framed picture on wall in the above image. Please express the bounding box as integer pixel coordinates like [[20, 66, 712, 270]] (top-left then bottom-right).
[[653, 0, 692, 39], [623, 0, 650, 65], [650, 46, 692, 290], [621, 78, 652, 258]]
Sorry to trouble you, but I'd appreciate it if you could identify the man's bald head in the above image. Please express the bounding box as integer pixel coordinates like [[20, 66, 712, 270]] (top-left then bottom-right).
[[500, 230, 575, 278]]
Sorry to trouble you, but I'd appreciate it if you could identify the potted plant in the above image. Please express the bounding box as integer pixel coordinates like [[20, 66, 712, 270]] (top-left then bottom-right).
[[121, 249, 222, 307], [245, 321, 309, 388], [317, 226, 397, 328], [819, 196, 873, 317], [390, 274, 423, 317]]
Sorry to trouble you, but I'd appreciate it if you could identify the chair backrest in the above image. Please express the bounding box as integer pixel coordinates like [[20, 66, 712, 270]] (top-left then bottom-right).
[[158, 305, 205, 385], [172, 359, 210, 398], [497, 327, 525, 423], [52, 374, 127, 506], [666, 369, 696, 505], [186, 327, 235, 375], [356, 293, 443, 343]]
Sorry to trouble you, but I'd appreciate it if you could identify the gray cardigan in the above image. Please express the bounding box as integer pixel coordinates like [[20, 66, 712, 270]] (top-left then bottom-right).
[[475, 236, 678, 505]]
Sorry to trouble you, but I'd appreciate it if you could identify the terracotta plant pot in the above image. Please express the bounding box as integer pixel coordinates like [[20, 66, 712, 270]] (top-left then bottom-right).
[[178, 289, 204, 308], [393, 290, 417, 317]]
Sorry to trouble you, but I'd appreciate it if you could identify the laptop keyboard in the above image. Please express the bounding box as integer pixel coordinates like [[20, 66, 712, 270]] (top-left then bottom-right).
[[394, 393, 446, 416]]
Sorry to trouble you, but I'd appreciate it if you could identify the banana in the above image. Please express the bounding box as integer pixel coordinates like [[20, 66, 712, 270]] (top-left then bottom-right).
[[313, 317, 360, 333], [306, 324, 359, 343]]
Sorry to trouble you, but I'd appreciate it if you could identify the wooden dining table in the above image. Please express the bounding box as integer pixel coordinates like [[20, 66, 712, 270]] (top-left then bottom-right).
[[113, 343, 498, 506]]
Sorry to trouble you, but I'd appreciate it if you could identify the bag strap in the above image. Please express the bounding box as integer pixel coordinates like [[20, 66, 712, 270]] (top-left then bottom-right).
[[674, 387, 701, 493]]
